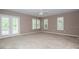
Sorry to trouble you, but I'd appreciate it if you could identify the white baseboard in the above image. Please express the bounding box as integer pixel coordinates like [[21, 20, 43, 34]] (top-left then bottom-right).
[[0, 31, 79, 39], [18, 32, 37, 36], [43, 31, 79, 38], [0, 34, 19, 39], [0, 32, 38, 39]]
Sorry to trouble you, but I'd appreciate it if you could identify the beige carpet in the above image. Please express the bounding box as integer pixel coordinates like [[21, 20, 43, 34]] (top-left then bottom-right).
[[0, 32, 79, 49]]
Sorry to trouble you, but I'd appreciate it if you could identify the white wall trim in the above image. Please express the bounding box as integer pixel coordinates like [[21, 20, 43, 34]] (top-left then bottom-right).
[[0, 31, 79, 39], [43, 31, 79, 38], [0, 32, 39, 39]]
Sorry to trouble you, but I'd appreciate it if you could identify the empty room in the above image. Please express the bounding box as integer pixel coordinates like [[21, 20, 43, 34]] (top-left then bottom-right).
[[0, 9, 79, 49]]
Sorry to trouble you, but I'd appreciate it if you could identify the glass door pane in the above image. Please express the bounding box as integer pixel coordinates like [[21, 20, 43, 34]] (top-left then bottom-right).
[[12, 17, 19, 34], [1, 17, 9, 35]]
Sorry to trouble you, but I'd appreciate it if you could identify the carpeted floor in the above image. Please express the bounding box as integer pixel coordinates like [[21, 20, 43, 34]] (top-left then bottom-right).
[[0, 32, 79, 49]]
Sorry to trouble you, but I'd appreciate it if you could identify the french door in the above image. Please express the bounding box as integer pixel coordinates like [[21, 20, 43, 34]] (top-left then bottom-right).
[[1, 17, 9, 35], [12, 17, 19, 34], [0, 15, 20, 35]]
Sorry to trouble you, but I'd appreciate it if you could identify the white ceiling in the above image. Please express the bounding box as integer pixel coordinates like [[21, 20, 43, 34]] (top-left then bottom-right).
[[7, 9, 78, 17]]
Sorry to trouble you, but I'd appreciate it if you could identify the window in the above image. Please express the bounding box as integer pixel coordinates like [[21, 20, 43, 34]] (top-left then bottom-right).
[[57, 17, 64, 30], [0, 14, 20, 35], [1, 17, 9, 35], [32, 18, 40, 30], [12, 17, 19, 34], [44, 19, 48, 30], [32, 18, 37, 30], [37, 19, 40, 29]]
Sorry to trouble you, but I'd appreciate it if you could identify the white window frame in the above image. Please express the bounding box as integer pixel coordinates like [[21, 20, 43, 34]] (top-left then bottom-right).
[[32, 18, 40, 30], [37, 19, 40, 29], [11, 16, 20, 34], [32, 18, 37, 30], [1, 16, 10, 35], [57, 17, 64, 30], [44, 19, 48, 30], [0, 14, 20, 35]]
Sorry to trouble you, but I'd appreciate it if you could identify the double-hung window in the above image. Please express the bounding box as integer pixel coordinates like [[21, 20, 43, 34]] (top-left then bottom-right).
[[44, 19, 48, 30], [37, 19, 40, 29], [57, 17, 64, 30], [32, 18, 37, 30], [32, 18, 40, 30]]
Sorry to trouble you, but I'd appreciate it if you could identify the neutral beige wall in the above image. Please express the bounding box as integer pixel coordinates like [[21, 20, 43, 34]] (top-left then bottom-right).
[[43, 11, 79, 36], [0, 10, 79, 36], [0, 10, 35, 34], [20, 15, 33, 33]]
